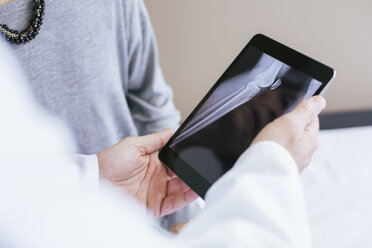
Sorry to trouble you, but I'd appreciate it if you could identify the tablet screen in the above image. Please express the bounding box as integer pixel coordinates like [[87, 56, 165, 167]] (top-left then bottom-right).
[[169, 46, 323, 184]]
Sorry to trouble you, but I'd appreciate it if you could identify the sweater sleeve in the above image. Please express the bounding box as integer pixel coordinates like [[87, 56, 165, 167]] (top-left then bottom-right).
[[175, 141, 312, 248], [125, 0, 181, 135]]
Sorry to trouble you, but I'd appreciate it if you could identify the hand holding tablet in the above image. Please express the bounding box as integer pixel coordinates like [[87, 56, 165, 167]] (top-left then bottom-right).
[[252, 95, 327, 172], [159, 34, 335, 198]]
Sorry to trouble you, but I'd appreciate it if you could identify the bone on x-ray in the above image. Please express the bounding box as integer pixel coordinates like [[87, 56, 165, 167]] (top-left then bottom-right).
[[172, 53, 321, 146]]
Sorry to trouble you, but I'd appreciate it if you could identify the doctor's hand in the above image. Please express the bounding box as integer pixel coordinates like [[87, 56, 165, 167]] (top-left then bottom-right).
[[252, 96, 326, 172], [97, 129, 198, 218]]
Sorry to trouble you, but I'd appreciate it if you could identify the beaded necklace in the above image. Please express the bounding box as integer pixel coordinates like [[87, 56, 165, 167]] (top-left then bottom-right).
[[0, 0, 45, 45]]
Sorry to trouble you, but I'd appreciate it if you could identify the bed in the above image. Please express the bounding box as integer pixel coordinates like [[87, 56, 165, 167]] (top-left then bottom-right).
[[301, 111, 372, 248]]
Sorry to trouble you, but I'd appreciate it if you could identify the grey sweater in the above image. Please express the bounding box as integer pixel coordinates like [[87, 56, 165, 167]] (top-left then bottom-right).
[[0, 0, 201, 226], [0, 0, 180, 155]]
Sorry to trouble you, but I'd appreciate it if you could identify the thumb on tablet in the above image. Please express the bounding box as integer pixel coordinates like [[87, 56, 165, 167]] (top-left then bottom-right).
[[287, 96, 326, 129], [138, 128, 174, 154]]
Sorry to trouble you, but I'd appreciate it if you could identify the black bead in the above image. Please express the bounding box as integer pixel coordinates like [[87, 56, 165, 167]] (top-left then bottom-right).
[[1, 0, 44, 45]]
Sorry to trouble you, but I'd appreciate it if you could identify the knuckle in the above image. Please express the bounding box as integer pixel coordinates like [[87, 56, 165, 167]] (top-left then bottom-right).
[[301, 101, 312, 111], [283, 115, 299, 130], [302, 101, 317, 117]]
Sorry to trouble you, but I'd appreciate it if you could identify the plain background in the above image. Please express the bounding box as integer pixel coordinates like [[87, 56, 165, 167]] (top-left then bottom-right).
[[144, 0, 372, 119]]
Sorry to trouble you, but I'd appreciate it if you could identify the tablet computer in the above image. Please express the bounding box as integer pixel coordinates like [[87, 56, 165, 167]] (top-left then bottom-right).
[[159, 34, 335, 198]]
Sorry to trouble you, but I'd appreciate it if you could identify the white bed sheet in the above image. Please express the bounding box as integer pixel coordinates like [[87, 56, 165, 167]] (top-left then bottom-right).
[[302, 126, 372, 248]]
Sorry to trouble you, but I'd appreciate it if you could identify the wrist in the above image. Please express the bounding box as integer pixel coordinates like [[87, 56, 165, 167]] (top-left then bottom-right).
[[97, 151, 111, 182]]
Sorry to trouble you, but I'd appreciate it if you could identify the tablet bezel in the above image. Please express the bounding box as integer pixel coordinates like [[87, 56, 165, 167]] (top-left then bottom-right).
[[159, 34, 335, 198]]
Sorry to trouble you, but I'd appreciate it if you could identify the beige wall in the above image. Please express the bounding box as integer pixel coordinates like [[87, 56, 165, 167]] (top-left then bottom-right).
[[145, 0, 372, 119]]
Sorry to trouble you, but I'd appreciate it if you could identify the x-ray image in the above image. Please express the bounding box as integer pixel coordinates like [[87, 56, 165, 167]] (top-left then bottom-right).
[[171, 47, 323, 184]]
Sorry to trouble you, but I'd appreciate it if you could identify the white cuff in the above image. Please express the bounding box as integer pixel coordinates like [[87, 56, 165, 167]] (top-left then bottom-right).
[[206, 140, 298, 202], [233, 140, 298, 174], [67, 154, 99, 191]]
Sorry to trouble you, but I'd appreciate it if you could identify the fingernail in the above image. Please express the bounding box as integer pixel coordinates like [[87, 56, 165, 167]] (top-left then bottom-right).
[[313, 96, 326, 110]]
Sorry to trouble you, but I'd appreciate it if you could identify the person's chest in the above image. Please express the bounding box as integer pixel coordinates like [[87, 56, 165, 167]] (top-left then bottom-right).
[[0, 0, 131, 110]]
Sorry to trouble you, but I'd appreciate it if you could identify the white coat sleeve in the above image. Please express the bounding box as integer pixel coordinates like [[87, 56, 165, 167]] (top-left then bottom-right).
[[67, 154, 100, 191], [175, 141, 312, 248]]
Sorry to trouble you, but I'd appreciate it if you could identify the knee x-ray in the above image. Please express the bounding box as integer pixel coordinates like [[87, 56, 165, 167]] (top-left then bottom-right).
[[170, 46, 322, 184]]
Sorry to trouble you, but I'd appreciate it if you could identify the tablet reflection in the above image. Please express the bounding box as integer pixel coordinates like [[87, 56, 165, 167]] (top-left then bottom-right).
[[175, 71, 320, 184]]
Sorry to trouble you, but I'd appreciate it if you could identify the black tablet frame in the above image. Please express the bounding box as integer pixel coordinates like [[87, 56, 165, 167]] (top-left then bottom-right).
[[158, 34, 335, 198]]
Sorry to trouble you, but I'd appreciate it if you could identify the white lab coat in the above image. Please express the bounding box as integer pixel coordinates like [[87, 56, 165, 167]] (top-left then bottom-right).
[[0, 41, 312, 248]]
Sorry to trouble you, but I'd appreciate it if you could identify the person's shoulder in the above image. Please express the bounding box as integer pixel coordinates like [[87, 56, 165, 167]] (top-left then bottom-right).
[[117, 0, 145, 19], [121, 0, 141, 10]]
